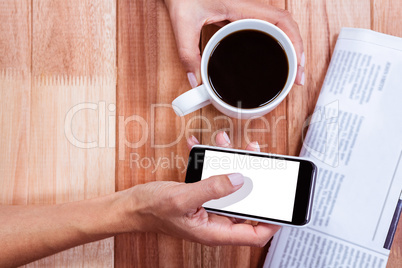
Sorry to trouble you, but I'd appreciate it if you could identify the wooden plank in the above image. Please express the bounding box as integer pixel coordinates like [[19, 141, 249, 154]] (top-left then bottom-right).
[[1, 0, 399, 267], [286, 0, 371, 156], [115, 0, 207, 265], [154, 1, 204, 266], [199, 23, 256, 268], [27, 0, 116, 266], [387, 225, 402, 267], [287, 1, 402, 268], [372, 0, 402, 37], [372, 1, 402, 266], [197, 0, 288, 266], [0, 0, 31, 205], [115, 0, 160, 266]]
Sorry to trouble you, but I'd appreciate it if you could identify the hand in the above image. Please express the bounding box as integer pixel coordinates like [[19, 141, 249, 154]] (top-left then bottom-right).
[[0, 132, 280, 267], [164, 0, 305, 87], [119, 132, 280, 246]]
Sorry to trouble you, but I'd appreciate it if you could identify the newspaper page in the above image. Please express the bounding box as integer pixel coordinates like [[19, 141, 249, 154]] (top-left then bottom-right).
[[264, 28, 402, 267]]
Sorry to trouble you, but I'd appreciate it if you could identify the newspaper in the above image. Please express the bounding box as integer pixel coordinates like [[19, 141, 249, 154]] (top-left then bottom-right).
[[264, 28, 402, 267]]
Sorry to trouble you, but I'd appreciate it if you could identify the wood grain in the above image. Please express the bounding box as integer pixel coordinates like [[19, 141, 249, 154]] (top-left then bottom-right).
[[0, 0, 116, 267], [0, 0, 31, 205], [372, 0, 402, 38], [115, 0, 160, 266], [289, 1, 400, 268], [1, 0, 401, 267], [115, 0, 202, 266], [196, 0, 291, 266], [28, 0, 117, 265], [116, 0, 402, 267], [286, 0, 371, 157], [153, 1, 204, 265]]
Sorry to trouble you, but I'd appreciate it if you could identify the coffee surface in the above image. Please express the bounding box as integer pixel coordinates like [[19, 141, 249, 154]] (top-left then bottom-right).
[[208, 30, 289, 109]]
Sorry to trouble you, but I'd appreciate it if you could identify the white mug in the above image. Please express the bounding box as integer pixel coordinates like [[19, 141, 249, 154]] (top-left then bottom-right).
[[172, 19, 297, 119]]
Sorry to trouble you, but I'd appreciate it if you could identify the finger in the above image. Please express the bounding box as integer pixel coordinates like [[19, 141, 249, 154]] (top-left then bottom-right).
[[169, 15, 203, 88], [215, 131, 231, 147], [227, 217, 246, 224], [226, 3, 305, 85], [232, 217, 246, 224], [228, 217, 238, 223], [184, 173, 244, 208], [202, 215, 281, 247], [245, 141, 260, 152], [274, 13, 305, 85], [297, 64, 305, 86], [213, 20, 230, 28], [225, 222, 281, 246], [187, 135, 200, 150]]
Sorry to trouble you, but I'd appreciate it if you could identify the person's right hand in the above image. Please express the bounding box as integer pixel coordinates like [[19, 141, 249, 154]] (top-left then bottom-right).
[[115, 132, 280, 246], [164, 0, 305, 87]]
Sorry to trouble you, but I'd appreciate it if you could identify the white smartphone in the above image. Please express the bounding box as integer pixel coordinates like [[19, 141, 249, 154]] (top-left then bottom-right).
[[185, 145, 317, 227]]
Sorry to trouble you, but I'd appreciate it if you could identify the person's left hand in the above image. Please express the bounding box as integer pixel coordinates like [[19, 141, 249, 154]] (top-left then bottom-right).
[[117, 132, 281, 246]]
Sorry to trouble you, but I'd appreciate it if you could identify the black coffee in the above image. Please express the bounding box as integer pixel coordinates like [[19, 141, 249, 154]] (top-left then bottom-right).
[[207, 30, 289, 109]]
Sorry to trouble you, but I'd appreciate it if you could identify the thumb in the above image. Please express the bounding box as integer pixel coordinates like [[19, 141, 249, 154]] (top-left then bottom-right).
[[185, 173, 245, 208], [170, 16, 202, 88]]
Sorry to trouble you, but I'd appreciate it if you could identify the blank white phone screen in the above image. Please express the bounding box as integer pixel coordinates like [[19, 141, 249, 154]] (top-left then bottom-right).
[[201, 150, 300, 221]]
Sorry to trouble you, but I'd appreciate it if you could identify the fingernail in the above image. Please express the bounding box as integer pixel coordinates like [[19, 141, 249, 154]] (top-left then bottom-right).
[[301, 52, 305, 67], [187, 72, 198, 88], [228, 173, 244, 187], [223, 131, 231, 144], [300, 72, 305, 86], [252, 141, 260, 152], [191, 135, 199, 144]]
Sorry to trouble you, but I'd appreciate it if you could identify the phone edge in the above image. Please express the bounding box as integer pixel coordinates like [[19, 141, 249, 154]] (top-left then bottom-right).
[[190, 144, 318, 227]]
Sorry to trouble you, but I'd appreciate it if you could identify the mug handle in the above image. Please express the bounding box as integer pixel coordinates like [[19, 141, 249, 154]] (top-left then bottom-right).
[[172, 84, 211, 116]]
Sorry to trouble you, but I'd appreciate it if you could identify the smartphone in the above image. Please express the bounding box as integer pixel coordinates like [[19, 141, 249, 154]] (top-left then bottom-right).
[[185, 145, 317, 227]]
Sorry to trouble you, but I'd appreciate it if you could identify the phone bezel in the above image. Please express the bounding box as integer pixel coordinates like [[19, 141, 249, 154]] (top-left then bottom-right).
[[185, 145, 317, 226]]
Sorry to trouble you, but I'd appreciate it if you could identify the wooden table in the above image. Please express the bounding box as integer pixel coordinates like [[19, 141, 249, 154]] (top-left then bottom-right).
[[0, 0, 401, 267]]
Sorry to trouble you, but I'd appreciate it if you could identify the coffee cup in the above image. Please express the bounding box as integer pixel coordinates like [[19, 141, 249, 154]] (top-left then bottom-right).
[[172, 19, 297, 119]]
